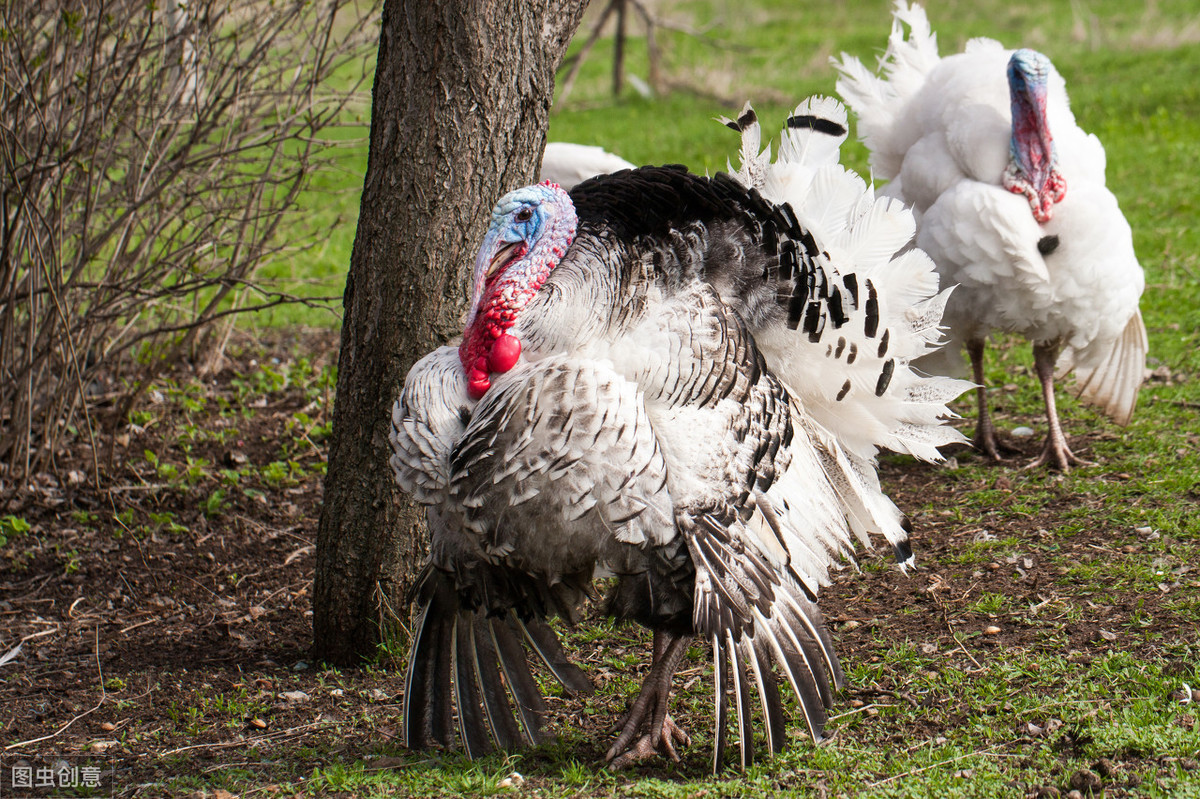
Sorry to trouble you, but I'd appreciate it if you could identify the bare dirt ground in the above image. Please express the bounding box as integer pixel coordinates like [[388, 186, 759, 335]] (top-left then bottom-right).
[[1, 330, 1196, 797]]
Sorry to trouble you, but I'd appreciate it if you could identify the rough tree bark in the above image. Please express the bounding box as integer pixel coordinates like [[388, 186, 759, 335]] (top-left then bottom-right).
[[312, 0, 588, 665]]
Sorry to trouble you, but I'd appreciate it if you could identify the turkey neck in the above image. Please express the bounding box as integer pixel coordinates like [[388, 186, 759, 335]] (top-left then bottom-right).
[[1004, 50, 1066, 223], [459, 208, 575, 400]]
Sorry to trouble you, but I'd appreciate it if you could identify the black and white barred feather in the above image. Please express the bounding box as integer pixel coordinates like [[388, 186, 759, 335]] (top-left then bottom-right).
[[389, 97, 969, 771]]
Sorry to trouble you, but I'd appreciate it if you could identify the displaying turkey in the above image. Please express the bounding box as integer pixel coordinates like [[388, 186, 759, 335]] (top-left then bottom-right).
[[834, 2, 1148, 471], [390, 97, 969, 771], [539, 141, 636, 190]]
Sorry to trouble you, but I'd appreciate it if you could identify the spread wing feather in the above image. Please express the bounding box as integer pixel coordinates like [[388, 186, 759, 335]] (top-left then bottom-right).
[[392, 96, 973, 770]]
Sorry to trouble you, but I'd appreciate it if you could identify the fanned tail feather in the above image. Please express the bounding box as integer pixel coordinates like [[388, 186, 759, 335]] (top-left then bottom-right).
[[722, 99, 970, 471], [719, 102, 770, 189], [832, 1, 944, 180], [402, 566, 593, 755], [1061, 309, 1147, 426], [685, 511, 841, 771], [780, 95, 849, 168]]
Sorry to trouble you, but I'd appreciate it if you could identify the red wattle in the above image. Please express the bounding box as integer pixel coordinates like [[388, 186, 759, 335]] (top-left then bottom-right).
[[468, 378, 489, 400], [488, 334, 521, 373], [467, 367, 490, 399]]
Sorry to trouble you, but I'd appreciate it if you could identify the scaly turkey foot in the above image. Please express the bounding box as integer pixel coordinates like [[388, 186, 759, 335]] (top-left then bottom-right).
[[967, 338, 1016, 462], [605, 631, 691, 767], [972, 423, 1017, 462], [1025, 341, 1095, 472], [607, 714, 691, 768], [1024, 432, 1095, 472]]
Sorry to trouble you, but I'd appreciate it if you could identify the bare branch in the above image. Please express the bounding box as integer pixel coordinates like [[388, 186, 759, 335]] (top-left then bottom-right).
[[0, 0, 378, 480]]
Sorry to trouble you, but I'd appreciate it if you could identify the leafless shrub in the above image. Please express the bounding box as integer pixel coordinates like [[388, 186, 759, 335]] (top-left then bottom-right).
[[0, 0, 377, 483]]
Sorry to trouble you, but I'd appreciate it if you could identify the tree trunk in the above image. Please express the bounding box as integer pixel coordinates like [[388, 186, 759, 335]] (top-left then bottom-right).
[[312, 0, 588, 666]]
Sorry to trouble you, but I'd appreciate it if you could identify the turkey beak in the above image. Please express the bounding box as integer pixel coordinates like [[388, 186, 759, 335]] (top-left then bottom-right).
[[486, 241, 522, 278], [468, 232, 518, 327]]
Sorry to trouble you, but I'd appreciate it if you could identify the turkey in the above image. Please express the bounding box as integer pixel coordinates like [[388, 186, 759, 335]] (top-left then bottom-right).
[[390, 97, 969, 771], [834, 2, 1148, 471], [538, 141, 636, 190]]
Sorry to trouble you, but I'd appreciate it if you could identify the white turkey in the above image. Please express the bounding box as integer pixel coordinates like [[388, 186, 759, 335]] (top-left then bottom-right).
[[390, 97, 969, 771], [835, 2, 1148, 471], [538, 141, 636, 189]]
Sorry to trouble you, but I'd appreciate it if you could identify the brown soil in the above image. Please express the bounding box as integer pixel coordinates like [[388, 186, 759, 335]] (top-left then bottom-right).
[[0, 330, 1195, 797]]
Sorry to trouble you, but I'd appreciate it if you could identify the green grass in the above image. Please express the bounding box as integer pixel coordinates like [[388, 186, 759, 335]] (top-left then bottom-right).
[[233, 0, 1200, 795]]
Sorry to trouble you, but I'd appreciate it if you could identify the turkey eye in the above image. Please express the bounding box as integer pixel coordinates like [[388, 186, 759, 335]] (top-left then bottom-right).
[[515, 207, 533, 222]]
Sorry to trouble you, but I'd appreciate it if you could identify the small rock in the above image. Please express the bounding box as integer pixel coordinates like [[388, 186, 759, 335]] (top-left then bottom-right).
[[1065, 791, 1083, 799], [1134, 526, 1153, 535], [279, 690, 310, 703], [498, 771, 525, 788], [1069, 768, 1102, 793], [89, 740, 118, 752], [249, 717, 267, 729], [100, 721, 117, 732], [292, 660, 309, 671], [330, 688, 344, 697], [841, 619, 861, 631], [223, 450, 249, 467], [1011, 426, 1035, 438], [1098, 629, 1118, 642], [366, 688, 390, 702], [984, 625, 1001, 635]]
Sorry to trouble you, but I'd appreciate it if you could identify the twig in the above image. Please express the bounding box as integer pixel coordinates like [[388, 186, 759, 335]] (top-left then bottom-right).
[[119, 616, 167, 635], [5, 626, 106, 750], [1153, 397, 1200, 410], [867, 741, 1020, 787], [1015, 697, 1112, 717], [557, 0, 618, 104], [928, 581, 986, 672], [20, 626, 61, 643], [158, 720, 333, 757], [828, 702, 895, 721]]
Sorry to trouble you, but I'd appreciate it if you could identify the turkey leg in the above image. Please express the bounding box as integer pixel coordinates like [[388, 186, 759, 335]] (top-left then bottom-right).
[[967, 338, 1007, 460], [606, 630, 691, 768], [1026, 340, 1094, 471]]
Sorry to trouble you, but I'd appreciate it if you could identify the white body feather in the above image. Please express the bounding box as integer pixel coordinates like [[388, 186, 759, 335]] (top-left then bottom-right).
[[538, 142, 636, 190], [834, 2, 1147, 424], [723, 96, 971, 563]]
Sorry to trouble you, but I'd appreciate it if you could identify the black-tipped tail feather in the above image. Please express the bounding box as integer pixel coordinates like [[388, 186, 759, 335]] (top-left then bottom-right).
[[684, 510, 842, 772], [402, 566, 593, 755]]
